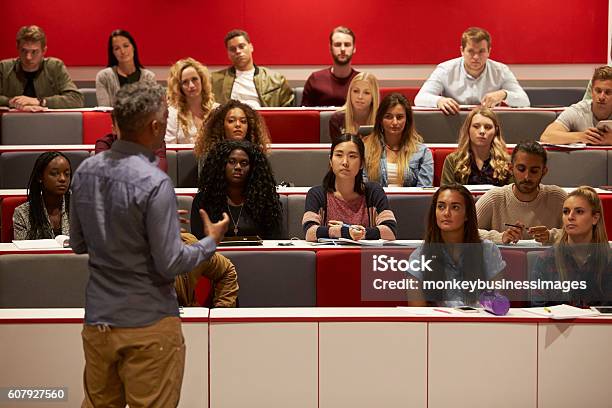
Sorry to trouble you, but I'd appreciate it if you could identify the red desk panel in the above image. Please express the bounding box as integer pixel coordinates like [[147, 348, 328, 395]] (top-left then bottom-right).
[[259, 110, 320, 143], [316, 248, 412, 307], [82, 112, 113, 144]]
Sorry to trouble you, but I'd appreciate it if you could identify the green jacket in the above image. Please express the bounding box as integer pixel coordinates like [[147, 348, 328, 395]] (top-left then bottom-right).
[[211, 65, 294, 107], [0, 57, 84, 108]]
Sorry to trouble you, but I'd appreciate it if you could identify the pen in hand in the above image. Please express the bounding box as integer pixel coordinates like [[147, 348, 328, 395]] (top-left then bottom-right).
[[342, 223, 365, 231], [504, 223, 525, 229]]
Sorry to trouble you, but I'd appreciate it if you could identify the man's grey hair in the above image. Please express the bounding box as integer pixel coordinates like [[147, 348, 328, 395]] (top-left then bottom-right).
[[112, 81, 166, 138]]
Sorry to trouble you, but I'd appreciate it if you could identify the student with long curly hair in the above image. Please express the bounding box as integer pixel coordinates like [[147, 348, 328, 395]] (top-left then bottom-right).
[[531, 186, 612, 306], [409, 183, 506, 306], [13, 151, 72, 239], [191, 139, 282, 239], [165, 57, 218, 144], [194, 100, 270, 157], [363, 93, 433, 186], [302, 134, 397, 242], [441, 107, 512, 186], [329, 72, 380, 142]]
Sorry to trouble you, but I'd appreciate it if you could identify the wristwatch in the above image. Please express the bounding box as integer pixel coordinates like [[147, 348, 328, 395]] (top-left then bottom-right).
[[37, 97, 47, 107]]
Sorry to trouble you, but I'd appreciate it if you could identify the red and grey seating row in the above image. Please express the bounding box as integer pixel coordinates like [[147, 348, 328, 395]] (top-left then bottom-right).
[[0, 107, 566, 146], [3, 188, 612, 243], [1, 145, 611, 189], [0, 248, 550, 309]]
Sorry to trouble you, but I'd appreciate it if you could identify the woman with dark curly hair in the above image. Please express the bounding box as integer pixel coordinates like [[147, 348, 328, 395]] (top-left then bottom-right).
[[190, 139, 282, 239], [194, 100, 271, 160], [13, 151, 72, 240]]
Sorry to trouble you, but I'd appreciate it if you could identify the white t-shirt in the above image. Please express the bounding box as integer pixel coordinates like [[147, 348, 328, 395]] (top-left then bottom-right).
[[164, 106, 197, 144], [386, 162, 401, 187], [164, 103, 219, 144], [231, 69, 261, 108], [555, 100, 610, 132]]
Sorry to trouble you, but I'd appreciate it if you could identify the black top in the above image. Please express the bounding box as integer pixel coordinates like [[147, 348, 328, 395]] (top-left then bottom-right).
[[467, 157, 499, 185], [190, 191, 282, 240], [23, 71, 37, 97], [117, 69, 141, 87]]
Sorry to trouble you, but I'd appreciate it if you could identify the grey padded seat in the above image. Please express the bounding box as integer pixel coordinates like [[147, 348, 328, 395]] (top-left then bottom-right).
[[543, 150, 608, 187], [221, 250, 316, 307], [166, 150, 178, 186], [0, 150, 90, 189], [524, 87, 585, 108], [1, 112, 83, 145], [413, 111, 468, 143], [279, 195, 289, 239], [177, 195, 194, 233], [268, 149, 329, 187], [387, 195, 431, 239], [495, 111, 557, 144], [293, 86, 304, 107], [79, 88, 98, 108], [287, 194, 307, 239], [177, 149, 198, 188], [319, 111, 335, 143], [0, 254, 89, 308]]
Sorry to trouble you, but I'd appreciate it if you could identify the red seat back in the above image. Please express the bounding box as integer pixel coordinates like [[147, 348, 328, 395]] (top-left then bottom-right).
[[316, 249, 413, 307], [431, 147, 456, 186], [259, 110, 321, 143], [1, 196, 28, 242], [82, 112, 113, 144]]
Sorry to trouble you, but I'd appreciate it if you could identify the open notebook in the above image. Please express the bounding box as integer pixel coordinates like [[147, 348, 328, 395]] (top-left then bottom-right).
[[522, 304, 600, 320], [12, 235, 70, 250]]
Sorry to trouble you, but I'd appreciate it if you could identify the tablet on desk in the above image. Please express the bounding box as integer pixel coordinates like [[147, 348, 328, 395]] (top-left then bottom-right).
[[217, 236, 263, 247]]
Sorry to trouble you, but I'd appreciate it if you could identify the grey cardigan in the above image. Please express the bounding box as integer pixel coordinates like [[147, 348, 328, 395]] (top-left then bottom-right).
[[95, 66, 155, 107]]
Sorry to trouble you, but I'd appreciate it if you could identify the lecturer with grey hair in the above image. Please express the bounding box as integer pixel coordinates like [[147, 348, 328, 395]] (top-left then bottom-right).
[[70, 81, 229, 407]]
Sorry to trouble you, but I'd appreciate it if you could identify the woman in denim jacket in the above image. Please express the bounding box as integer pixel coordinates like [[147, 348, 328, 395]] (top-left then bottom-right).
[[363, 93, 433, 187]]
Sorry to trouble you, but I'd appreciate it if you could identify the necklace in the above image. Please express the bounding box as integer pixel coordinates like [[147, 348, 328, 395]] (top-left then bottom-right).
[[385, 144, 401, 152], [227, 203, 244, 235]]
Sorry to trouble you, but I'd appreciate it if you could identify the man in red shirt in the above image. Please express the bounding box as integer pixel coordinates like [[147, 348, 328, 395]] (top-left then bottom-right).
[[301, 26, 359, 107]]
